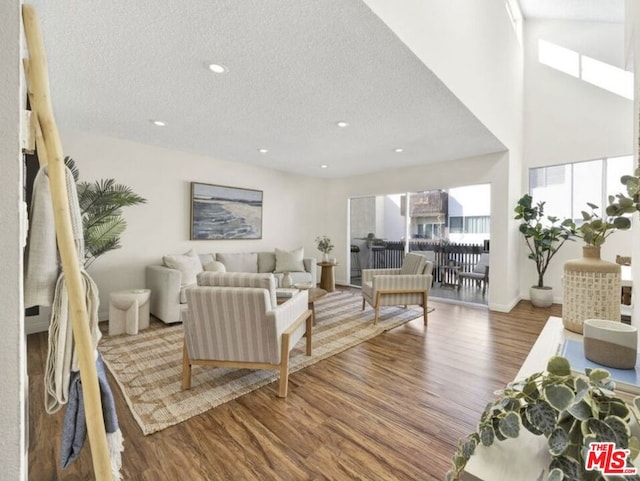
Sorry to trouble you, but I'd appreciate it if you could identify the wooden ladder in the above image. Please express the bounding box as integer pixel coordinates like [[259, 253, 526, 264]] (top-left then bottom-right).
[[22, 4, 114, 480]]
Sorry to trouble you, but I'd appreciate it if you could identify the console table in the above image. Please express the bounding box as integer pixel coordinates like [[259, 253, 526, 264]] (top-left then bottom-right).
[[463, 316, 640, 480]]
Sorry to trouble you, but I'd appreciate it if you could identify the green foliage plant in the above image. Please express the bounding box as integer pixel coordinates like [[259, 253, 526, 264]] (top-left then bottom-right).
[[65, 157, 146, 268], [514, 194, 576, 288], [576, 202, 631, 248], [447, 356, 640, 481], [607, 166, 640, 218], [315, 235, 334, 254]]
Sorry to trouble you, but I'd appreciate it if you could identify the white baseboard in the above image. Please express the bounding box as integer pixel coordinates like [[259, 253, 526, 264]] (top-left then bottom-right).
[[25, 307, 50, 334], [489, 296, 521, 313], [430, 297, 489, 310], [25, 307, 110, 334]]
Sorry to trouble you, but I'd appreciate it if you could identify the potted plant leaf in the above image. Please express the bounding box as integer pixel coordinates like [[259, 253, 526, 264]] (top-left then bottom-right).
[[606, 165, 640, 217], [446, 356, 640, 481], [575, 202, 631, 247], [65, 157, 146, 268], [514, 194, 576, 307], [315, 235, 334, 263]]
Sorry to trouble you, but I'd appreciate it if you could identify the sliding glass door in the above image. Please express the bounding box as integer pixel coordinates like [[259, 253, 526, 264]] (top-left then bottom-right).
[[348, 184, 491, 306]]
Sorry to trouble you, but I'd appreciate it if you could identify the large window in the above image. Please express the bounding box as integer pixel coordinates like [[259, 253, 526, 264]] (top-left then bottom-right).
[[529, 155, 634, 223], [449, 216, 490, 234]]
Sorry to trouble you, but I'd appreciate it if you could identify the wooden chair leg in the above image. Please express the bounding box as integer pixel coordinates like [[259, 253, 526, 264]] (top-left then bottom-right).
[[182, 341, 192, 390], [305, 311, 313, 356], [422, 292, 428, 326], [278, 332, 291, 398], [374, 291, 382, 325]]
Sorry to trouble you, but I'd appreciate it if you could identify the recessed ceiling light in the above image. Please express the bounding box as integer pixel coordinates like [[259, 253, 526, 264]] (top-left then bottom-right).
[[258, 148, 268, 154], [320, 164, 328, 169], [394, 148, 404, 153], [208, 63, 228, 74], [152, 120, 166, 127], [336, 121, 349, 128]]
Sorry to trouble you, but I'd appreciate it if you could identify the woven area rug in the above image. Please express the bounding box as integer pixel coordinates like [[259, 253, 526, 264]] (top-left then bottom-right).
[[99, 290, 428, 435]]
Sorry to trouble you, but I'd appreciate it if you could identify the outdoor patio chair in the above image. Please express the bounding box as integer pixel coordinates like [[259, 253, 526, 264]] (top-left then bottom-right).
[[361, 252, 433, 325], [457, 253, 490, 295]]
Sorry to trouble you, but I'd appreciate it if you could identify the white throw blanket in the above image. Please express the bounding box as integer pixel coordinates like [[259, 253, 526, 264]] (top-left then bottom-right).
[[24, 166, 84, 307], [44, 270, 102, 414]]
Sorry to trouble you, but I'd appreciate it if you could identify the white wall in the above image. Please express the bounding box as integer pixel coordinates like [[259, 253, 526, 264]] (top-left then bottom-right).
[[363, 0, 523, 152], [37, 130, 327, 322], [326, 151, 518, 312], [0, 0, 26, 478], [524, 20, 633, 168], [521, 19, 634, 302]]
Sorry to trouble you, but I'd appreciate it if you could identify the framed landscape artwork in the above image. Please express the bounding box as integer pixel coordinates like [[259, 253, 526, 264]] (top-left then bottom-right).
[[190, 182, 263, 240]]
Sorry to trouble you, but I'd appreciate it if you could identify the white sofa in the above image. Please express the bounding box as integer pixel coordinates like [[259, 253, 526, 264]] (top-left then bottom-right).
[[146, 249, 317, 324]]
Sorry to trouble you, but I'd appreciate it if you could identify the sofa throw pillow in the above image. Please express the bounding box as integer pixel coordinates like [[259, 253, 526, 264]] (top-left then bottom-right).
[[216, 252, 258, 273], [275, 247, 305, 272], [400, 252, 427, 275], [198, 253, 215, 266], [203, 261, 226, 273], [257, 252, 276, 273], [163, 249, 203, 286]]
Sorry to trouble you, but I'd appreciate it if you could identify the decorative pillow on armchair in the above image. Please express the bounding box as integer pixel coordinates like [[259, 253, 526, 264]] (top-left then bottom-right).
[[163, 249, 203, 285], [275, 247, 305, 272]]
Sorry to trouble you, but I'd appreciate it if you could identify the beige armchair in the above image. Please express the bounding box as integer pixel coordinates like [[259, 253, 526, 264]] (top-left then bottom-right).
[[361, 252, 433, 325], [182, 273, 312, 398]]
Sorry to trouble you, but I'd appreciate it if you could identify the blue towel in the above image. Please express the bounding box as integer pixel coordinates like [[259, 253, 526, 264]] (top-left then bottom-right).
[[61, 354, 122, 475]]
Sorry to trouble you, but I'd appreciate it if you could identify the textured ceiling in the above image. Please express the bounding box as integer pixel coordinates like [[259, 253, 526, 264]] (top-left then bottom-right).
[[518, 0, 624, 23], [28, 0, 505, 178]]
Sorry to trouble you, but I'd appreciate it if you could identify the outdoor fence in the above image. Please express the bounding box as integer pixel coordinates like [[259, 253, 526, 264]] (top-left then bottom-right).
[[368, 240, 487, 285]]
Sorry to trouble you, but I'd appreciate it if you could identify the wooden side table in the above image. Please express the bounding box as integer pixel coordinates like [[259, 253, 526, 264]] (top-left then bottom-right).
[[317, 262, 338, 292]]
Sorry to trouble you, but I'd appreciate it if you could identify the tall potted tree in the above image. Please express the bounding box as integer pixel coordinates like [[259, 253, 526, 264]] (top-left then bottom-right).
[[514, 194, 576, 307]]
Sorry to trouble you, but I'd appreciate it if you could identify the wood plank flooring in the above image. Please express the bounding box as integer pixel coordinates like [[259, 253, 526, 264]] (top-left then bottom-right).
[[27, 296, 561, 481]]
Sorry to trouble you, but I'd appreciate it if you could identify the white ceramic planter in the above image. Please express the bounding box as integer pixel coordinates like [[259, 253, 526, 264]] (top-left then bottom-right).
[[583, 319, 637, 369], [530, 286, 553, 308]]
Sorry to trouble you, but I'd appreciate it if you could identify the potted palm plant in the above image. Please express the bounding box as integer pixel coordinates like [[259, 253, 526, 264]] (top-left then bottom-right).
[[65, 157, 146, 268], [514, 194, 576, 307]]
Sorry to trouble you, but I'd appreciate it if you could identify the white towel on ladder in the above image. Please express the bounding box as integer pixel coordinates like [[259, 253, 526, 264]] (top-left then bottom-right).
[[45, 270, 101, 414], [24, 165, 85, 307]]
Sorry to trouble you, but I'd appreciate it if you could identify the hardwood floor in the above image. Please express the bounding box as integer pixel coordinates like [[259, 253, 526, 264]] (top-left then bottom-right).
[[27, 297, 561, 481]]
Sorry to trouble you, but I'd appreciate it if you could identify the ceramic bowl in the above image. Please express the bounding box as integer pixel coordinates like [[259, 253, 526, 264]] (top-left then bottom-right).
[[583, 319, 637, 369]]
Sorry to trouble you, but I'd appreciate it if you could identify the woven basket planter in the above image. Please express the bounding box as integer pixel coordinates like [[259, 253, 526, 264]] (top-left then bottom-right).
[[562, 246, 621, 334]]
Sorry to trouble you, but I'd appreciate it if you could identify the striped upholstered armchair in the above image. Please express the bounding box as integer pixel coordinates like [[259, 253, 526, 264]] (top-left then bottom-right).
[[361, 253, 433, 325], [182, 273, 312, 397]]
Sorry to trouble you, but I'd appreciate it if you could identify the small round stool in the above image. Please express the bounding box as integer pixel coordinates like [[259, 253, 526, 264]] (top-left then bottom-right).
[[109, 289, 151, 335]]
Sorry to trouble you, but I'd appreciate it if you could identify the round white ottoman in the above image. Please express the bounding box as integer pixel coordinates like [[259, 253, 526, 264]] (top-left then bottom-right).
[[109, 288, 151, 335]]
